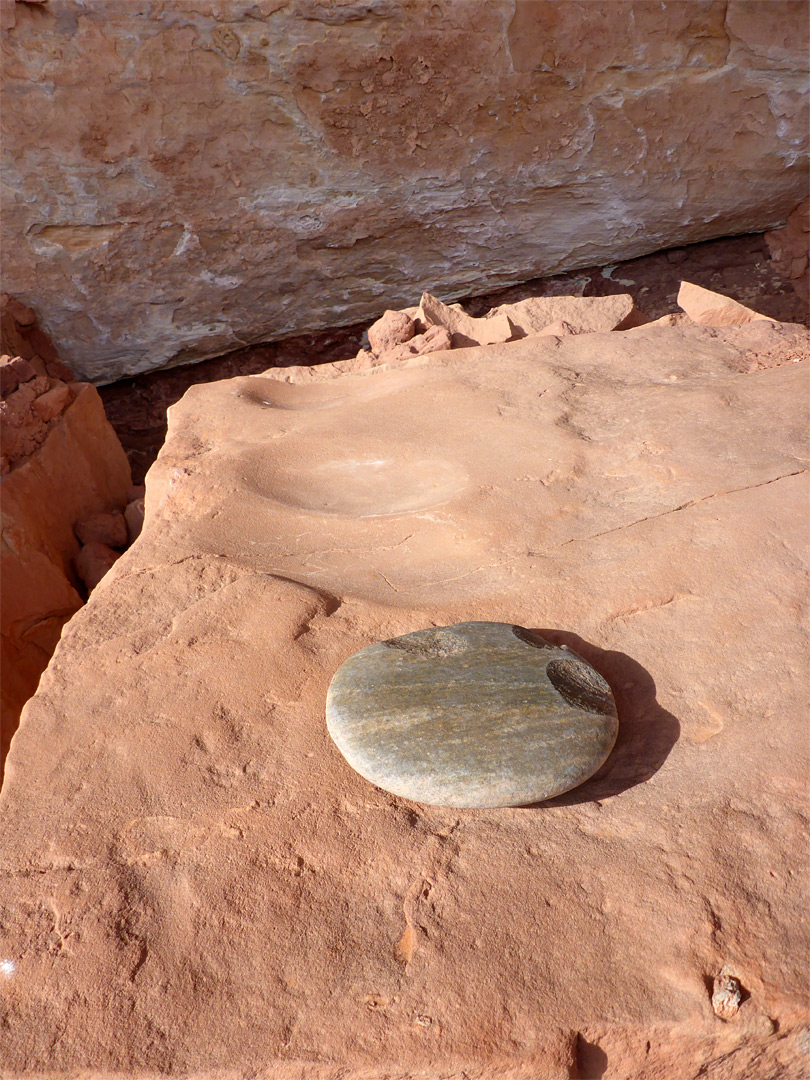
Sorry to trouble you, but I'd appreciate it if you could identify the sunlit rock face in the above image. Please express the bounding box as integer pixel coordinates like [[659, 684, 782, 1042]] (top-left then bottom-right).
[[2, 0, 807, 382], [1, 304, 807, 1077]]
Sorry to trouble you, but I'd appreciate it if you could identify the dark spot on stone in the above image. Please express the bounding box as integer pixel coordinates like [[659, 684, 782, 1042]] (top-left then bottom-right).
[[546, 657, 616, 716], [383, 628, 466, 658]]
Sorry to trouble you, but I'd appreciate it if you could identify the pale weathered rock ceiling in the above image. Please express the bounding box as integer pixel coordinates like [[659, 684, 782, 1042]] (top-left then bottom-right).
[[1, 0, 808, 381]]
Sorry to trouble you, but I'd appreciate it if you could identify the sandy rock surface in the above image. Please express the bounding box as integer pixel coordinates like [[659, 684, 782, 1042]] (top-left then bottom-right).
[[2, 1, 807, 381], [1, 299, 807, 1078]]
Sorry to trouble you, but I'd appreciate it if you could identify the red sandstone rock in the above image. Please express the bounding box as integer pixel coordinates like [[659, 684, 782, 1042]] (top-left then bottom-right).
[[491, 294, 645, 336], [418, 292, 514, 348], [0, 383, 131, 778], [0, 355, 36, 393], [1, 310, 806, 1078], [0, 382, 50, 462], [31, 380, 71, 423], [126, 484, 146, 502], [534, 319, 576, 338], [44, 355, 76, 383], [0, 296, 68, 375], [367, 310, 415, 356], [2, 296, 36, 327], [74, 509, 128, 549], [74, 541, 121, 591], [378, 323, 453, 363], [677, 280, 771, 327], [0, 359, 20, 398]]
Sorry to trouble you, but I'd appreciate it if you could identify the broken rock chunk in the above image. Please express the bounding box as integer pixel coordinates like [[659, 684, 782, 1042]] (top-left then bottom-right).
[[378, 324, 452, 364], [367, 310, 415, 356], [490, 294, 644, 337], [418, 292, 514, 348], [74, 510, 128, 549], [74, 542, 121, 592], [677, 281, 771, 327]]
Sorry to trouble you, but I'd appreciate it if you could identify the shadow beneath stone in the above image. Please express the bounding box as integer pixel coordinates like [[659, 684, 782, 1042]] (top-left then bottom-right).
[[524, 627, 680, 807]]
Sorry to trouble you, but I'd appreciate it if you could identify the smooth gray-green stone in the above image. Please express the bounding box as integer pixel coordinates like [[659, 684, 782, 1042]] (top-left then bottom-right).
[[325, 621, 618, 808]]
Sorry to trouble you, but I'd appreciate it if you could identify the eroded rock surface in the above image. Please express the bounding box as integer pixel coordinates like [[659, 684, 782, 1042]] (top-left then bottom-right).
[[0, 299, 808, 1078], [2, 1, 807, 381]]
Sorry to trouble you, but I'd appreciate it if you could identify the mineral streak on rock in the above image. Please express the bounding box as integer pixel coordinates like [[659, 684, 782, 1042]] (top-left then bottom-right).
[[326, 621, 618, 808]]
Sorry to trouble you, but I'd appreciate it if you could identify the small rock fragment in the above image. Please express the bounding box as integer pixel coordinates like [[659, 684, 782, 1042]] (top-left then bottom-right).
[[0, 360, 19, 398], [491, 294, 644, 336], [74, 542, 121, 591], [44, 355, 76, 382], [418, 292, 514, 348], [378, 324, 452, 364], [712, 966, 743, 1020], [0, 356, 36, 398], [367, 310, 415, 356], [32, 380, 71, 422], [2, 297, 36, 326], [74, 510, 128, 548], [126, 484, 146, 503], [677, 281, 770, 327]]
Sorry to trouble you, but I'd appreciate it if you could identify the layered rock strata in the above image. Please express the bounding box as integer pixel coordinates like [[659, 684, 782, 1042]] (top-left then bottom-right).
[[2, 0, 807, 381], [1, 286, 807, 1078]]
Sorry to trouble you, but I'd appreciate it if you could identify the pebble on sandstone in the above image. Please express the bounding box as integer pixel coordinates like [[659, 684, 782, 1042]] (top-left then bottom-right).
[[326, 621, 618, 809], [74, 510, 128, 549], [74, 541, 120, 591], [367, 310, 415, 356], [31, 380, 71, 423]]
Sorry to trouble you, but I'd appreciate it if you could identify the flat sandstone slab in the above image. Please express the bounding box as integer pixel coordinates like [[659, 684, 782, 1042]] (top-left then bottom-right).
[[1, 321, 808, 1079], [326, 622, 618, 808]]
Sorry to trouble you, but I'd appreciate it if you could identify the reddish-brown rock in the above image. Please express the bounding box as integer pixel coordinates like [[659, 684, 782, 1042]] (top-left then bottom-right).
[[418, 293, 514, 348], [1, 302, 806, 1078], [766, 197, 809, 307], [534, 319, 576, 338], [0, 383, 131, 778], [0, 354, 36, 397], [367, 310, 415, 357], [1, 3, 806, 381], [677, 280, 773, 326], [492, 293, 645, 336], [378, 323, 453, 364], [0, 294, 68, 377], [74, 509, 128, 549], [31, 379, 71, 423], [74, 541, 121, 591]]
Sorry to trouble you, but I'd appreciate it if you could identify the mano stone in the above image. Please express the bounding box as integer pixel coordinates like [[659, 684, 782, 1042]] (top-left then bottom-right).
[[326, 621, 618, 808]]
